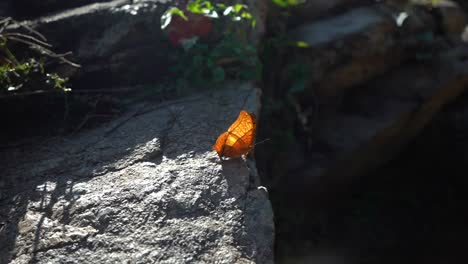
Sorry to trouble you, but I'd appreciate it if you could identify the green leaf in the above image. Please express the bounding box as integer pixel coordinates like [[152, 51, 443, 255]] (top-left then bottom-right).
[[216, 3, 226, 9], [295, 41, 310, 48], [251, 19, 257, 28], [272, 0, 306, 8], [187, 1, 202, 13], [161, 7, 187, 29], [187, 0, 214, 14], [234, 4, 245, 13], [241, 12, 253, 20], [223, 6, 234, 16]]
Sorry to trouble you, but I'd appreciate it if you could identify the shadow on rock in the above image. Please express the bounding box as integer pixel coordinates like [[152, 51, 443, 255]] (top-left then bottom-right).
[[0, 82, 273, 263]]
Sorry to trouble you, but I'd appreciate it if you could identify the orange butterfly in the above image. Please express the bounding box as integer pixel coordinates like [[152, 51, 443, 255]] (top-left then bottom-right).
[[213, 110, 256, 158]]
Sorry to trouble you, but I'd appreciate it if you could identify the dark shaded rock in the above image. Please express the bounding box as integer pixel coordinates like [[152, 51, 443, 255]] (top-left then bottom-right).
[[292, 53, 468, 198], [0, 82, 274, 263], [434, 0, 467, 35], [287, 0, 374, 28], [245, 0, 269, 46], [17, 0, 175, 90], [257, 1, 468, 263], [286, 4, 437, 102], [16, 0, 266, 91], [10, 0, 113, 19]]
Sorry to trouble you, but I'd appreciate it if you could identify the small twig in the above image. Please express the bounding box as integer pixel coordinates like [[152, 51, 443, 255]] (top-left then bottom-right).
[[0, 18, 12, 34], [0, 17, 11, 25], [50, 51, 73, 57], [0, 17, 46, 41], [253, 138, 270, 146], [0, 17, 80, 68], [14, 19, 47, 41], [23, 42, 81, 68], [3, 32, 52, 48], [0, 43, 19, 65]]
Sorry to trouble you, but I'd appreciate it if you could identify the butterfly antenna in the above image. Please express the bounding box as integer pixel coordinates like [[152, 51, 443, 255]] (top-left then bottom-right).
[[254, 138, 271, 146]]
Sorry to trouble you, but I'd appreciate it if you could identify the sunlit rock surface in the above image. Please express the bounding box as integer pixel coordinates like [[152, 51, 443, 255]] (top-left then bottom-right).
[[260, 0, 468, 199], [286, 1, 466, 102], [0, 82, 274, 264], [287, 4, 437, 100]]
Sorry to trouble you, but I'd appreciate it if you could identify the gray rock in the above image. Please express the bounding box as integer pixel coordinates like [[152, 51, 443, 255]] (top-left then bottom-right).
[[15, 0, 175, 89], [287, 0, 373, 28], [286, 4, 437, 100], [435, 0, 468, 35], [0, 82, 274, 264], [293, 54, 468, 197], [290, 7, 385, 46], [9, 0, 113, 19]]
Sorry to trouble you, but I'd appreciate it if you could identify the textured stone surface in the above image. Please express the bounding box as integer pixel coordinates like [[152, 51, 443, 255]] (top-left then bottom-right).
[[289, 6, 385, 46], [13, 0, 266, 90], [286, 4, 437, 101], [245, 0, 269, 46], [286, 0, 372, 28], [0, 82, 274, 264], [292, 54, 468, 197], [14, 0, 175, 89], [9, 0, 112, 18], [435, 0, 468, 35]]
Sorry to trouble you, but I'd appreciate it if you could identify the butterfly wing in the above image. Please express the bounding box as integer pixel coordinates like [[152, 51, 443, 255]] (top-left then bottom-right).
[[226, 128, 256, 157], [213, 110, 256, 158], [213, 131, 229, 155]]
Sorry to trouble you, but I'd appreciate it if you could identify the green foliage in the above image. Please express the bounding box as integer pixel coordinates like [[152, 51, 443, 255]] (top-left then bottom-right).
[[271, 0, 306, 8], [0, 55, 71, 97], [161, 7, 188, 29], [0, 17, 75, 98], [170, 32, 260, 90], [0, 48, 70, 97], [295, 41, 310, 48], [47, 73, 69, 91], [157, 1, 260, 96], [161, 0, 256, 29], [186, 0, 217, 16]]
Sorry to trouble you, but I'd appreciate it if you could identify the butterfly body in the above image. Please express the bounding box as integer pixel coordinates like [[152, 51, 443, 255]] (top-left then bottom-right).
[[213, 110, 256, 158]]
